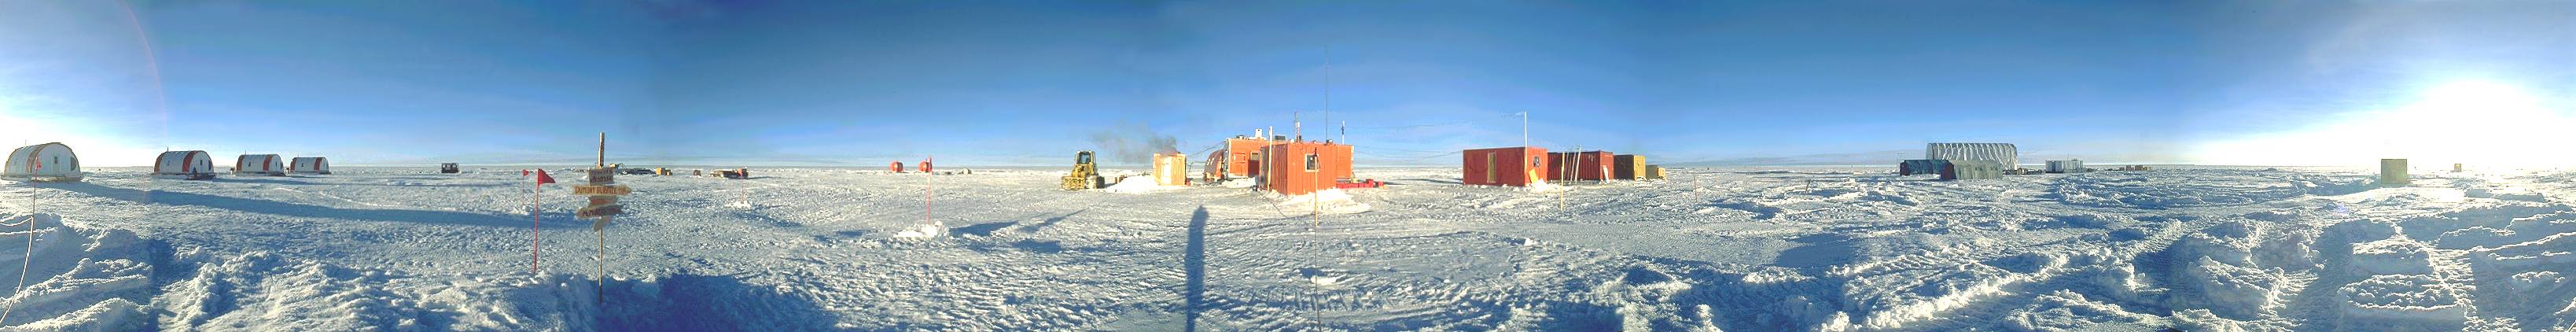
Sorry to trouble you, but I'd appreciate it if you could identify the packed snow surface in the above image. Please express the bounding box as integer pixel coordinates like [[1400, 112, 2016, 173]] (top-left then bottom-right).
[[2, 165, 2574, 330]]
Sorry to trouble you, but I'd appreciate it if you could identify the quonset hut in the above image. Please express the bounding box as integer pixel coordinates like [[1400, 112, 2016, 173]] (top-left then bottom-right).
[[236, 154, 286, 175], [2, 142, 81, 182], [154, 150, 218, 180], [1926, 143, 2018, 169], [291, 157, 331, 175]]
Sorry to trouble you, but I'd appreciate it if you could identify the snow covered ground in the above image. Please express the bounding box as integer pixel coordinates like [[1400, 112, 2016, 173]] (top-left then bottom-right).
[[0, 165, 2572, 330]]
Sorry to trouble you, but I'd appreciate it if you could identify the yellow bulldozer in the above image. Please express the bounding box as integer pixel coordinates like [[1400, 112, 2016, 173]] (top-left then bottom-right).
[[1062, 150, 1106, 190]]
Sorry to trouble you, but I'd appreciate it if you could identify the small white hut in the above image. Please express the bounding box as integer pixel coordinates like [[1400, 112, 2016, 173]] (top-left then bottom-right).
[[292, 157, 331, 175], [2, 142, 82, 182], [154, 150, 218, 180], [236, 153, 287, 176]]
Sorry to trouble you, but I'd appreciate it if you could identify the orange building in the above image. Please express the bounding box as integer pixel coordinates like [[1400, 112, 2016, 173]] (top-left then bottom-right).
[[1260, 141, 1354, 195], [1463, 146, 1550, 186], [1204, 137, 1279, 181]]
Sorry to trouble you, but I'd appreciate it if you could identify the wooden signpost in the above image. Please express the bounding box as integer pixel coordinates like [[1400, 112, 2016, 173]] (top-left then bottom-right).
[[581, 132, 627, 301]]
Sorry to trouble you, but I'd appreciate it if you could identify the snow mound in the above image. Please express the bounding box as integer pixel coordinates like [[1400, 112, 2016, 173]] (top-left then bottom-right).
[[1517, 182, 1570, 194], [0, 213, 153, 332], [156, 250, 443, 330], [2349, 237, 2434, 275], [1102, 176, 1181, 194], [1271, 189, 1371, 215], [2339, 275, 2471, 326]]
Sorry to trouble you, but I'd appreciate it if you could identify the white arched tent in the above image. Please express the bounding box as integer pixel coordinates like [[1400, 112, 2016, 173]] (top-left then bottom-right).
[[153, 150, 218, 180], [2, 142, 82, 182], [292, 157, 330, 175], [236, 153, 286, 175]]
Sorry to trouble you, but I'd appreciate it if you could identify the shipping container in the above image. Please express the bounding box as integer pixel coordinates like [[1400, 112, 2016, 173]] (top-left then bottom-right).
[[1462, 146, 1550, 186], [1643, 165, 1667, 180], [1898, 159, 1948, 175], [1545, 151, 1614, 182], [1941, 160, 2004, 180], [1208, 138, 1279, 180], [1926, 142, 2018, 168], [1612, 154, 1647, 180], [2381, 159, 2409, 186], [1260, 141, 1353, 195]]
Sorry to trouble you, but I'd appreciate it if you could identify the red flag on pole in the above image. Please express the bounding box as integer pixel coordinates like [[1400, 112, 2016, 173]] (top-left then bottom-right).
[[532, 168, 554, 274]]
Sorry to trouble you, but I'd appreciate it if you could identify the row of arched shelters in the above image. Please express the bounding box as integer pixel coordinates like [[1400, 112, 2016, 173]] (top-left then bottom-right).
[[0, 142, 332, 183]]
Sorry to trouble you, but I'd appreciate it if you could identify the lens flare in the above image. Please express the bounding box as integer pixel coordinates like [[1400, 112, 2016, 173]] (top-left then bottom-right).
[[2195, 80, 2573, 168]]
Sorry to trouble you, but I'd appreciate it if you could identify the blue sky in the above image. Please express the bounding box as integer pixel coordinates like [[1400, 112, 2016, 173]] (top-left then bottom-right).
[[2, 1, 2570, 167]]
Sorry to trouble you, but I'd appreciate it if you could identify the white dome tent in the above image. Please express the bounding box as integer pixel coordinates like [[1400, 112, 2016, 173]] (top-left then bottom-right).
[[153, 150, 219, 180], [2, 142, 82, 182], [292, 157, 330, 175], [236, 153, 286, 176]]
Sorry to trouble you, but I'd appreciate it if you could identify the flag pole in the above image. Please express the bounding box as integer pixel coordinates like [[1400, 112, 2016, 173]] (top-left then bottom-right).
[[595, 132, 608, 301], [532, 178, 539, 275]]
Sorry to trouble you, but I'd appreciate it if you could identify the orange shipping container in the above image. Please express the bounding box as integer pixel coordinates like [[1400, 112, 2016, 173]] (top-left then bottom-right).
[[1207, 138, 1277, 180], [1260, 141, 1353, 195], [1462, 146, 1550, 186]]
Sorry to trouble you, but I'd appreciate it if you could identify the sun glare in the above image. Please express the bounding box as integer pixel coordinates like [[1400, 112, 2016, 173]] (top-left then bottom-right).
[[2196, 80, 2573, 168]]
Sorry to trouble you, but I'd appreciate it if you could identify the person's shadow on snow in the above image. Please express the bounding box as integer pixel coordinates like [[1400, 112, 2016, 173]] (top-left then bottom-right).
[[1183, 205, 1208, 332]]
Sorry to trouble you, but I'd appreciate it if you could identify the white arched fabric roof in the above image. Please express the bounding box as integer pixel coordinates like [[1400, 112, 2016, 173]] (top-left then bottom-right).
[[237, 154, 285, 174], [154, 150, 215, 175], [292, 157, 331, 174], [4, 142, 79, 178]]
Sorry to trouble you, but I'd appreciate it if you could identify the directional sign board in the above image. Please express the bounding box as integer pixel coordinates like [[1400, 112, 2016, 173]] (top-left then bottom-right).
[[577, 204, 624, 219], [572, 185, 632, 196], [587, 168, 616, 185], [579, 167, 627, 223]]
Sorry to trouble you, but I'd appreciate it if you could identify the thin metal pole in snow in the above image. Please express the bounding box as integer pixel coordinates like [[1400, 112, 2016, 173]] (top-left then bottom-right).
[[594, 133, 607, 301], [532, 182, 540, 275], [925, 156, 934, 229]]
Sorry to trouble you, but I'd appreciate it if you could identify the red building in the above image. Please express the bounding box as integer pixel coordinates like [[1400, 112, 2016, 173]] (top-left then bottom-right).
[[1546, 151, 1614, 181], [1462, 146, 1550, 186], [1260, 141, 1354, 195]]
